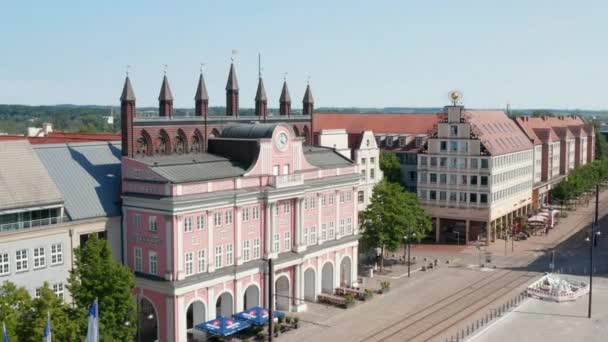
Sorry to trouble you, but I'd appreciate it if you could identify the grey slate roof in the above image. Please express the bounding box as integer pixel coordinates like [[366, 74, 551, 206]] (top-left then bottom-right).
[[120, 76, 136, 101], [225, 63, 239, 91], [133, 153, 249, 183], [302, 84, 314, 104], [0, 140, 64, 211], [194, 72, 209, 101], [280, 81, 291, 103], [34, 141, 122, 220], [303, 145, 353, 168], [158, 75, 174, 101], [255, 77, 267, 101], [220, 123, 279, 139]]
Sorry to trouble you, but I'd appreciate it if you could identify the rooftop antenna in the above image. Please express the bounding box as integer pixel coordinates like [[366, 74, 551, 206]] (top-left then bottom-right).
[[162, 64, 168, 75]]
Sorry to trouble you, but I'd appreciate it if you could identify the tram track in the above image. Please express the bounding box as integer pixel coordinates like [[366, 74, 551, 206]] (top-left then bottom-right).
[[357, 270, 537, 342]]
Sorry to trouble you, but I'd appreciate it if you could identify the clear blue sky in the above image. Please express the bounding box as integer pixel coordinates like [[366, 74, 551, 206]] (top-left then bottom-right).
[[1, 0, 606, 110]]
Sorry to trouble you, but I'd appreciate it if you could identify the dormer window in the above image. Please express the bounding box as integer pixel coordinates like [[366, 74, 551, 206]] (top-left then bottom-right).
[[399, 137, 406, 147]]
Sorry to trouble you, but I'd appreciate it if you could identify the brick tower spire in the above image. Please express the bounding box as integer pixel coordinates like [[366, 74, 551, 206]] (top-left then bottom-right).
[[195, 70, 209, 118], [120, 75, 136, 157], [279, 79, 291, 116], [225, 63, 239, 117], [302, 83, 314, 116], [158, 75, 174, 117], [254, 76, 268, 118]]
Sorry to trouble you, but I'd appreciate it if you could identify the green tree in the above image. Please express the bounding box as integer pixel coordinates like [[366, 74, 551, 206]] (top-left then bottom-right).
[[531, 110, 554, 118], [67, 235, 136, 341], [594, 121, 608, 160], [16, 283, 79, 342], [0, 281, 31, 340], [379, 151, 402, 184], [360, 181, 432, 271]]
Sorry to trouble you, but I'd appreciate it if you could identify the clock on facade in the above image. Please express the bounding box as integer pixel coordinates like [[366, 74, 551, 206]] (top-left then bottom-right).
[[276, 132, 289, 150]]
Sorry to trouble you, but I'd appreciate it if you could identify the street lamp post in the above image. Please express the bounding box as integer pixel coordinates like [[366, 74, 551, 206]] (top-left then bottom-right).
[[375, 247, 382, 272], [404, 232, 416, 278], [586, 184, 600, 319]]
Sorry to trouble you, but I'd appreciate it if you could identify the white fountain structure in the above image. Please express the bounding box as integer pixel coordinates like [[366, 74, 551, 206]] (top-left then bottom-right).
[[527, 273, 589, 302]]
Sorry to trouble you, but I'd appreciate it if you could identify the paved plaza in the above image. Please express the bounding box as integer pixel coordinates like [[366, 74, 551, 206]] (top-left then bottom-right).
[[278, 189, 608, 342], [472, 276, 608, 342]]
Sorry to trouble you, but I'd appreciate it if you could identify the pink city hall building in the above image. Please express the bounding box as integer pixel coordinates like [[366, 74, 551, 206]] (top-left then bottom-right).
[[121, 106, 361, 339]]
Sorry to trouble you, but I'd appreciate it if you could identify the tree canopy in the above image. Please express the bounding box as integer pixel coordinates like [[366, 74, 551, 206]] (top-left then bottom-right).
[[68, 235, 137, 341], [360, 180, 432, 270], [552, 159, 608, 201], [379, 151, 402, 184]]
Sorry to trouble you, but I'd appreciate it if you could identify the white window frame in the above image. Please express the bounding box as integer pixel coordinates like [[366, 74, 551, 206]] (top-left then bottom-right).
[[253, 206, 260, 220], [50, 243, 63, 265], [346, 191, 352, 202], [284, 202, 290, 213], [33, 247, 45, 269], [340, 192, 345, 203], [197, 215, 205, 230], [15, 249, 28, 272], [329, 221, 335, 239], [198, 249, 206, 273], [310, 196, 316, 209], [149, 251, 158, 275], [184, 217, 193, 232], [253, 239, 260, 259], [303, 227, 308, 246], [340, 219, 345, 236], [148, 216, 158, 232], [134, 247, 143, 272], [347, 217, 353, 234], [243, 240, 251, 262], [329, 194, 334, 205], [226, 244, 234, 266], [185, 252, 194, 276], [273, 234, 280, 253], [310, 226, 317, 245], [0, 253, 9, 276], [284, 231, 291, 251], [225, 210, 233, 225], [214, 212, 222, 226], [321, 195, 327, 206], [321, 223, 327, 241], [215, 246, 222, 268], [53, 283, 64, 300], [134, 213, 142, 229], [243, 208, 250, 222]]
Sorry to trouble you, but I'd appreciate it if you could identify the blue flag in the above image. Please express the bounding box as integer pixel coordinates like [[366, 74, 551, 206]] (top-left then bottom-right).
[[86, 299, 98, 342], [43, 312, 51, 342], [2, 321, 8, 342]]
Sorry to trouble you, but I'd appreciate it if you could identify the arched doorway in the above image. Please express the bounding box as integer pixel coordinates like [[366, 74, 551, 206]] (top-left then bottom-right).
[[275, 276, 290, 311], [216, 292, 233, 318], [304, 268, 316, 302], [340, 257, 352, 287], [138, 297, 159, 342], [321, 262, 334, 294], [186, 300, 206, 341], [243, 284, 260, 310]]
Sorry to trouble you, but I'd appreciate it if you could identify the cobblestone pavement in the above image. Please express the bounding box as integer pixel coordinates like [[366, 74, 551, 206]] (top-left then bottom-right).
[[278, 190, 608, 342]]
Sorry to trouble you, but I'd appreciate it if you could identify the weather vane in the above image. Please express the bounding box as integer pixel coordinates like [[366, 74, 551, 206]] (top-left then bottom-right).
[[307, 75, 311, 85], [284, 72, 288, 82], [162, 64, 168, 75], [200, 62, 206, 73], [126, 65, 131, 77], [231, 49, 238, 62]]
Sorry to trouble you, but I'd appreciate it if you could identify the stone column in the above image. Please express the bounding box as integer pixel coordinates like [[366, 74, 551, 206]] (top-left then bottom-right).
[[208, 287, 215, 319], [485, 221, 490, 246], [295, 198, 306, 253], [293, 263, 307, 312], [352, 245, 359, 287], [176, 216, 185, 280], [465, 220, 470, 245], [235, 280, 243, 312], [317, 194, 322, 245], [352, 186, 359, 235], [207, 213, 215, 272], [335, 190, 341, 239], [236, 207, 243, 266]]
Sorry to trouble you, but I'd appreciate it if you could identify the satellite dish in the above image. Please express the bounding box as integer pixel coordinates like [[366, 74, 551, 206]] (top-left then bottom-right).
[[449, 90, 462, 105]]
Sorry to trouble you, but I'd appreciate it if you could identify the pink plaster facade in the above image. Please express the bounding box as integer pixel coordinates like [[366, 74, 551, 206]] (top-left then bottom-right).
[[122, 124, 361, 342]]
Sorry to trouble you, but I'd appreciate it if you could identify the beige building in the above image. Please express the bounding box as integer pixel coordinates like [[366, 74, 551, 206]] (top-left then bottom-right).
[[417, 105, 534, 245]]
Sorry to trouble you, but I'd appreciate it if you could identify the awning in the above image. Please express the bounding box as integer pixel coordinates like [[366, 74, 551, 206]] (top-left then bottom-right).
[[195, 316, 251, 336], [233, 306, 285, 326]]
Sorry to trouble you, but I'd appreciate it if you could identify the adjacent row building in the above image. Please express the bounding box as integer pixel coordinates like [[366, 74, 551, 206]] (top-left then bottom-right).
[[313, 103, 595, 246]]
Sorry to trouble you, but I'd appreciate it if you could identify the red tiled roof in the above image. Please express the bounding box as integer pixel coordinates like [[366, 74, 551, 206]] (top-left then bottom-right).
[[313, 112, 444, 135], [513, 116, 589, 145], [464, 111, 533, 155], [0, 132, 120, 144]]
